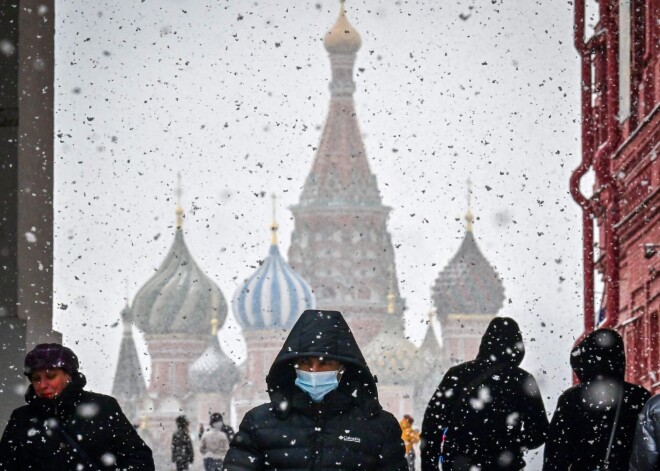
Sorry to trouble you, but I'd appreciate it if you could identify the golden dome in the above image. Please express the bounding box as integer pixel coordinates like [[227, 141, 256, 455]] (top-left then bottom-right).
[[323, 3, 361, 54]]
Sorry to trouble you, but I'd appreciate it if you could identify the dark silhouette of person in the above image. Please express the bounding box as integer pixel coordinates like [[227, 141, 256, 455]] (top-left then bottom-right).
[[543, 328, 650, 470], [421, 317, 548, 471], [172, 415, 194, 471]]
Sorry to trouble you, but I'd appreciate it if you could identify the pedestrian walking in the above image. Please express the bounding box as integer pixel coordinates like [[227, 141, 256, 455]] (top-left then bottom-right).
[[421, 317, 548, 471], [401, 414, 420, 471], [223, 309, 408, 470], [172, 415, 194, 471], [200, 412, 230, 471], [0, 342, 154, 470], [543, 328, 651, 471], [630, 394, 660, 470]]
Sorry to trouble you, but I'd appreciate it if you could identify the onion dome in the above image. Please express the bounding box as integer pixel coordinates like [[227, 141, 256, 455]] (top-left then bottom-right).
[[414, 309, 444, 371], [112, 303, 147, 399], [133, 194, 228, 335], [323, 2, 361, 54], [189, 317, 240, 394], [363, 285, 417, 384], [432, 182, 505, 318], [233, 195, 315, 331]]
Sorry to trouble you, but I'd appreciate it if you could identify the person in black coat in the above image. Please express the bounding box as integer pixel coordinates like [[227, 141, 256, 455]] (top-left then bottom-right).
[[223, 309, 408, 471], [543, 328, 651, 471], [172, 415, 194, 471], [0, 343, 154, 470], [630, 394, 660, 470], [421, 317, 548, 471]]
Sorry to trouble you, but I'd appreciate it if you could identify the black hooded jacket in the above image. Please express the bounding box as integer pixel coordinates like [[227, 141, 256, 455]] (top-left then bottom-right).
[[421, 317, 548, 471], [223, 309, 407, 471], [543, 329, 651, 471], [0, 372, 154, 470]]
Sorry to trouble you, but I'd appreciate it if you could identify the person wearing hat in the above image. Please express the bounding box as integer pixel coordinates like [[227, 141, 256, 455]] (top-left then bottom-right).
[[200, 412, 231, 471], [172, 415, 194, 471], [223, 309, 407, 471], [0, 342, 154, 470]]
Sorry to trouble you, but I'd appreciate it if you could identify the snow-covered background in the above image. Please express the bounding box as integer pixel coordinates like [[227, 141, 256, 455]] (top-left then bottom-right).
[[53, 0, 586, 438]]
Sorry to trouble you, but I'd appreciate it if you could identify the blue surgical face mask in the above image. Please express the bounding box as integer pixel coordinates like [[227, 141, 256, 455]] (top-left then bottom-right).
[[294, 369, 341, 402]]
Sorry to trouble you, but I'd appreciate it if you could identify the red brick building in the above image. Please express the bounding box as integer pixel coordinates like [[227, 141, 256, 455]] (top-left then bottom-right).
[[571, 0, 659, 391]]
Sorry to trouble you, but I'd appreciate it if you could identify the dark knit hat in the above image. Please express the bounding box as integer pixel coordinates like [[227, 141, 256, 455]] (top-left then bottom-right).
[[24, 343, 79, 377], [209, 412, 223, 426]]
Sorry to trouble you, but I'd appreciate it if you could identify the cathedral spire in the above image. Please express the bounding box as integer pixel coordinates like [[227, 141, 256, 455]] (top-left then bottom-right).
[[270, 193, 279, 246], [465, 178, 474, 233], [175, 172, 184, 230]]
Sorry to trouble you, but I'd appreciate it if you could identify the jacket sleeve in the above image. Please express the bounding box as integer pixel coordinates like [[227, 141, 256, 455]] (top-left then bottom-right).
[[421, 369, 458, 471], [630, 396, 660, 471], [222, 411, 265, 470], [106, 398, 155, 471], [0, 410, 20, 471], [519, 372, 549, 450], [378, 414, 408, 471], [542, 393, 573, 471]]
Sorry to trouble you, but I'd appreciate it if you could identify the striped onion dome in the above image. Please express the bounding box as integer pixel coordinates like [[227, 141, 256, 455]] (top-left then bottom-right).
[[233, 243, 315, 331], [132, 223, 228, 336], [189, 332, 239, 394]]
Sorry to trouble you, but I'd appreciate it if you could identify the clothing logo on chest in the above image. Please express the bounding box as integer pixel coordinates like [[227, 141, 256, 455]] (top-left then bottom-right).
[[338, 435, 361, 443]]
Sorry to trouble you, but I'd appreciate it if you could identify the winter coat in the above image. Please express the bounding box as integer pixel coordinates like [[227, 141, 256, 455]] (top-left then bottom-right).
[[400, 419, 420, 455], [630, 394, 660, 470], [421, 317, 548, 471], [200, 424, 230, 460], [0, 372, 154, 470], [171, 429, 194, 469], [543, 328, 651, 471], [223, 309, 408, 471]]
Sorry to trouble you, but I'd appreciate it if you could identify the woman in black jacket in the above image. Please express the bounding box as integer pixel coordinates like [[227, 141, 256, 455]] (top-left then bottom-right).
[[543, 329, 651, 471], [0, 343, 154, 470], [223, 309, 408, 471]]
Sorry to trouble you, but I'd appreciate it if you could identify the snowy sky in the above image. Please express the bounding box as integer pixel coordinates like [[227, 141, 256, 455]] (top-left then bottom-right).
[[53, 0, 589, 420]]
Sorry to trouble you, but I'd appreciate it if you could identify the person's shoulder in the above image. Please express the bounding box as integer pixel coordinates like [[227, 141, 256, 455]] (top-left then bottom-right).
[[625, 381, 652, 403], [243, 402, 277, 421], [78, 390, 122, 410], [7, 404, 32, 421]]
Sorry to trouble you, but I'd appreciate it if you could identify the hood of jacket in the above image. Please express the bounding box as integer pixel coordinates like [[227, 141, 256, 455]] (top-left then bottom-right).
[[266, 309, 379, 415], [570, 328, 625, 382], [476, 317, 525, 365]]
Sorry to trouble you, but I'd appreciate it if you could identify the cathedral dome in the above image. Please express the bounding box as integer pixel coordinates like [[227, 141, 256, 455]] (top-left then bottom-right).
[[323, 3, 361, 54], [432, 230, 505, 319], [189, 332, 239, 394], [233, 244, 315, 331], [132, 225, 228, 336]]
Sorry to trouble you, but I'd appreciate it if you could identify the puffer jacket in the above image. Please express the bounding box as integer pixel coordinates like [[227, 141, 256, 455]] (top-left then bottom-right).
[[223, 309, 407, 471], [0, 372, 154, 470], [421, 317, 548, 471], [630, 394, 660, 470], [543, 329, 651, 471]]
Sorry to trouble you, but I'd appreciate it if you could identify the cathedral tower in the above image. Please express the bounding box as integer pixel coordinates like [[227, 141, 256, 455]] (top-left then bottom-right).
[[288, 3, 400, 346]]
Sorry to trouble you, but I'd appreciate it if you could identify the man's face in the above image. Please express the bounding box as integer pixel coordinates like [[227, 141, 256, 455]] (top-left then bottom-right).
[[295, 356, 343, 373]]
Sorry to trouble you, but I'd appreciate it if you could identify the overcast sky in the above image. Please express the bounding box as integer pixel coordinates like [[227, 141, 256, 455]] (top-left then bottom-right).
[[53, 0, 589, 427]]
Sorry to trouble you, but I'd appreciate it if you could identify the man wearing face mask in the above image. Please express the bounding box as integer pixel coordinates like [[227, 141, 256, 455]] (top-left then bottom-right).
[[223, 309, 407, 471]]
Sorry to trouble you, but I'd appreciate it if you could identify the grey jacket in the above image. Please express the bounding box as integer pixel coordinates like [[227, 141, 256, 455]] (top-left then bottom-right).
[[631, 394, 660, 471]]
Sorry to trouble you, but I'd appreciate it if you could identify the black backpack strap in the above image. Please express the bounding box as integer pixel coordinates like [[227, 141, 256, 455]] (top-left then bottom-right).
[[602, 384, 624, 470], [56, 423, 102, 471]]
